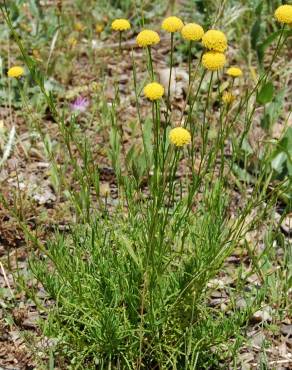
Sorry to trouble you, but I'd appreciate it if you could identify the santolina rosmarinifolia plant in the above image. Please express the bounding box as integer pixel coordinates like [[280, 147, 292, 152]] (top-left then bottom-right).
[[1, 2, 292, 368]]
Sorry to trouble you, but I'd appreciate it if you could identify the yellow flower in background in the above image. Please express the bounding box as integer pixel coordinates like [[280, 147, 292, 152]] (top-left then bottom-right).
[[68, 37, 77, 48], [181, 23, 204, 41], [222, 91, 235, 105], [274, 5, 292, 24], [202, 30, 227, 52], [144, 82, 164, 101], [227, 66, 242, 78], [162, 16, 184, 32], [74, 22, 85, 32], [111, 19, 131, 31], [136, 30, 160, 47], [169, 127, 191, 147], [202, 51, 226, 71], [95, 24, 104, 34], [7, 66, 24, 78]]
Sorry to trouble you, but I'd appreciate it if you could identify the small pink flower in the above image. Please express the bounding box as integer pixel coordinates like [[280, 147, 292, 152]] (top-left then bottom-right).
[[70, 96, 89, 113]]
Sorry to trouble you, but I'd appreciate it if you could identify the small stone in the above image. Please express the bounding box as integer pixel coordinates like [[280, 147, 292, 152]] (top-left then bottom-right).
[[252, 306, 272, 323], [281, 324, 292, 337], [207, 278, 225, 289]]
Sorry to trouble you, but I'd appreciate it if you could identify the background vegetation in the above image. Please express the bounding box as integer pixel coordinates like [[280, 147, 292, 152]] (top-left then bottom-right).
[[0, 0, 291, 369]]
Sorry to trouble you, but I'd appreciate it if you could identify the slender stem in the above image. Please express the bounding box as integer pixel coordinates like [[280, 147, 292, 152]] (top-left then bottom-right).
[[179, 51, 203, 126], [230, 25, 286, 128], [200, 72, 213, 164], [152, 101, 158, 173], [119, 31, 122, 54], [264, 25, 285, 81], [188, 40, 193, 86], [147, 46, 154, 81], [131, 51, 149, 169], [166, 33, 174, 121], [186, 70, 206, 128]]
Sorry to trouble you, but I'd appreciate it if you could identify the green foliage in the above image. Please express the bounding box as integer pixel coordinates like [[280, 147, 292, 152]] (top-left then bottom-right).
[[257, 81, 274, 105], [257, 29, 283, 65], [271, 127, 292, 179], [30, 188, 263, 367], [250, 1, 264, 51], [260, 88, 285, 130]]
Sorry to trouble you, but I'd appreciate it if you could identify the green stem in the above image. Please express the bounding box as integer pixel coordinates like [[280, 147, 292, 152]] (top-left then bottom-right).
[[131, 52, 149, 170], [119, 31, 122, 54], [147, 46, 154, 81], [186, 70, 206, 128], [188, 40, 193, 86], [201, 72, 213, 164], [167, 33, 174, 116], [231, 25, 286, 127]]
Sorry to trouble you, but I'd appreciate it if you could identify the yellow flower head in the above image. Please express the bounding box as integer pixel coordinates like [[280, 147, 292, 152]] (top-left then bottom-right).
[[162, 16, 184, 33], [144, 82, 164, 101], [181, 23, 204, 41], [68, 37, 77, 48], [74, 22, 85, 32], [202, 29, 227, 52], [274, 5, 292, 24], [111, 19, 131, 31], [202, 51, 226, 71], [7, 66, 24, 78], [169, 127, 191, 147], [136, 30, 160, 47], [227, 66, 242, 78], [96, 24, 104, 33], [222, 91, 235, 105]]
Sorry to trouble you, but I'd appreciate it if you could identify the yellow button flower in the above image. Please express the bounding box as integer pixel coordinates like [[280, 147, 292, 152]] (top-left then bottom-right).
[[274, 5, 292, 24], [202, 51, 226, 71], [222, 91, 235, 105], [162, 16, 184, 33], [74, 22, 85, 32], [227, 66, 242, 78], [169, 127, 191, 147], [96, 24, 104, 34], [181, 23, 204, 41], [144, 82, 164, 101], [136, 30, 160, 47], [7, 66, 24, 78], [202, 29, 227, 52], [111, 19, 131, 31]]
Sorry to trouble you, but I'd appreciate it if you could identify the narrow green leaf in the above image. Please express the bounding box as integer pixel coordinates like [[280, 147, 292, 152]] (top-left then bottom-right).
[[232, 164, 255, 184], [251, 19, 261, 50], [257, 82, 274, 104], [118, 234, 141, 268], [261, 89, 285, 129], [271, 152, 287, 174], [255, 1, 263, 16]]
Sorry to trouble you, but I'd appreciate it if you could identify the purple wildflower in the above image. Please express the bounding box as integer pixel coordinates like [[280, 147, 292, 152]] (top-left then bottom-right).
[[70, 96, 89, 113]]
